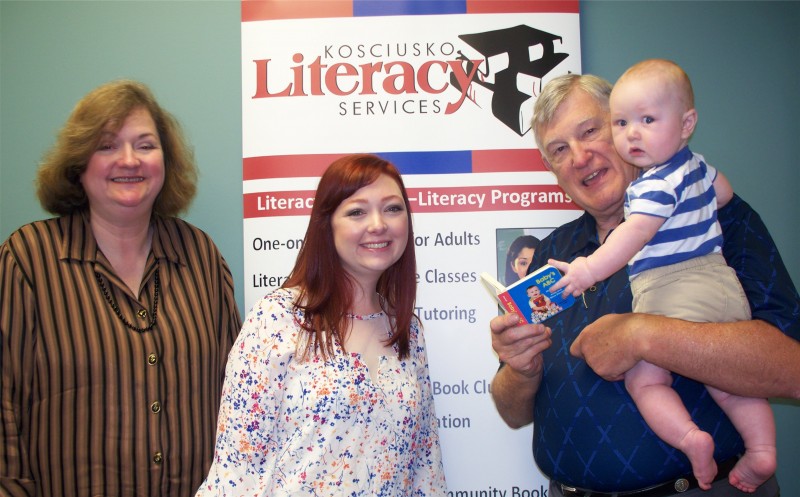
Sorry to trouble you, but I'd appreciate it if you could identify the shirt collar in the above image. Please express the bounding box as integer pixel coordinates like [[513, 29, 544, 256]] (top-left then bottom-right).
[[571, 211, 603, 255], [532, 211, 603, 271], [150, 214, 185, 267], [58, 211, 185, 268]]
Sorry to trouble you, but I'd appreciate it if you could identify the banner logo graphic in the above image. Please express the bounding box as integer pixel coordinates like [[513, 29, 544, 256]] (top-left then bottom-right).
[[452, 25, 569, 135], [250, 23, 569, 137]]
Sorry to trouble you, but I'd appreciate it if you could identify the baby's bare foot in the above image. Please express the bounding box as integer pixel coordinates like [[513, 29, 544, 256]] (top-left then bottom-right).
[[679, 428, 716, 490], [729, 445, 777, 493]]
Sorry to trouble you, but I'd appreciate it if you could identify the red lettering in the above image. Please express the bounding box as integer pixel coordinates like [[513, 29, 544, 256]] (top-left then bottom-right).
[[444, 59, 483, 114], [358, 62, 384, 95], [382, 61, 417, 95], [252, 59, 292, 98], [253, 52, 483, 115], [308, 56, 327, 95], [289, 53, 307, 96], [326, 63, 359, 96], [417, 60, 447, 94]]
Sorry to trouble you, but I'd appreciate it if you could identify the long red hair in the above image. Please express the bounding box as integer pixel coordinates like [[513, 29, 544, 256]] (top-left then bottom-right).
[[283, 154, 417, 359]]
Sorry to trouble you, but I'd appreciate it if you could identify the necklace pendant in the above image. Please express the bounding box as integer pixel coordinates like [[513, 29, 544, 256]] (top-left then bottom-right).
[[138, 309, 148, 319]]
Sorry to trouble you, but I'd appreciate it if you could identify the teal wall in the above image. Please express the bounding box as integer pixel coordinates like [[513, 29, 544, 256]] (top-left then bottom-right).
[[2, 0, 798, 491]]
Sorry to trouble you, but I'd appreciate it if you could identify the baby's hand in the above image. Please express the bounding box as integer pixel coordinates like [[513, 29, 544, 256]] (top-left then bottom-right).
[[548, 257, 596, 297]]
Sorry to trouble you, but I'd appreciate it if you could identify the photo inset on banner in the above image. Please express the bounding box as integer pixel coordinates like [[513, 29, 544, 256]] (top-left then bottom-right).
[[496, 227, 555, 287]]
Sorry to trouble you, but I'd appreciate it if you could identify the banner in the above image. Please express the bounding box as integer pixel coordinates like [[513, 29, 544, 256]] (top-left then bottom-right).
[[241, 1, 582, 493]]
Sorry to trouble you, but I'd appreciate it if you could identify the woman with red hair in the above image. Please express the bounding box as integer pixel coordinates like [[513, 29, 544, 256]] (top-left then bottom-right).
[[197, 154, 447, 496]]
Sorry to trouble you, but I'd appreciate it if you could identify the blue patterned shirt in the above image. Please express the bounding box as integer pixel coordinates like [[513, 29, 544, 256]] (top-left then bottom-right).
[[527, 195, 800, 492]]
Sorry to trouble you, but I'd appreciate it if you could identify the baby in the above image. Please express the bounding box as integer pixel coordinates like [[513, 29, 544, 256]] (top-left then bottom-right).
[[549, 59, 775, 492]]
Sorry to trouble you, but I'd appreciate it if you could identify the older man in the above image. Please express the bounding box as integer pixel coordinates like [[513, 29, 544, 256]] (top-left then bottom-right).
[[489, 74, 800, 497]]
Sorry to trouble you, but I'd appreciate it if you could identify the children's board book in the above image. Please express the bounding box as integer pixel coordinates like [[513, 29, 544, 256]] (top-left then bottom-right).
[[480, 265, 576, 324]]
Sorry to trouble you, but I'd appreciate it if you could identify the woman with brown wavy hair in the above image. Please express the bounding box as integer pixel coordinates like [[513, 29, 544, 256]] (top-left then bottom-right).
[[198, 154, 447, 497], [0, 80, 241, 497]]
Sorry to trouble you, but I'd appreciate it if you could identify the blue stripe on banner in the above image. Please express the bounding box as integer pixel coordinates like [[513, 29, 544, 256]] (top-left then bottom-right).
[[354, 0, 467, 16], [374, 150, 472, 174]]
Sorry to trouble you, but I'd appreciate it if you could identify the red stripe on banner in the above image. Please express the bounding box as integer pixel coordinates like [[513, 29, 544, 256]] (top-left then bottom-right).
[[243, 154, 347, 180], [242, 0, 352, 22], [245, 151, 548, 180], [471, 149, 549, 173], [466, 0, 579, 14], [243, 184, 579, 218]]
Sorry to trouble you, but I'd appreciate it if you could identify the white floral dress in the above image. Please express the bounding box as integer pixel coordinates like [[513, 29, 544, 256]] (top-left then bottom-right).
[[196, 288, 447, 497]]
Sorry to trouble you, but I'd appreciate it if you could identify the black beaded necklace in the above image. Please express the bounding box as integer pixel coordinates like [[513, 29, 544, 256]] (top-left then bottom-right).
[[95, 263, 160, 332]]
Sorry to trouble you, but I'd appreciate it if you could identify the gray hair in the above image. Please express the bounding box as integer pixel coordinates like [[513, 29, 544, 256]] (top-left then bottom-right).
[[531, 74, 612, 154]]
